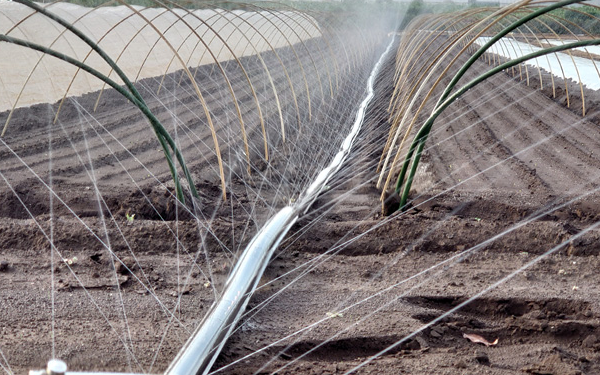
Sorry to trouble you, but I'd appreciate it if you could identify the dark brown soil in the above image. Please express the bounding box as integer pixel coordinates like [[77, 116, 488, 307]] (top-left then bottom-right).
[[2, 38, 600, 375]]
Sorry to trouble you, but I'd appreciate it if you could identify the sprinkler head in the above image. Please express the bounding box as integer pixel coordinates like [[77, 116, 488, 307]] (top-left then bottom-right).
[[46, 359, 67, 375]]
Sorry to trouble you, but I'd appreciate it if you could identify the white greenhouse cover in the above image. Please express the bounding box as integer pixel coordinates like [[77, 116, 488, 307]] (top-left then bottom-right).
[[476, 36, 600, 91], [0, 1, 320, 111]]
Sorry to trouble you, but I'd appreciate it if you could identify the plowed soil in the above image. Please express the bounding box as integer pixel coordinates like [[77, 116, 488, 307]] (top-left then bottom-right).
[[1, 40, 600, 375]]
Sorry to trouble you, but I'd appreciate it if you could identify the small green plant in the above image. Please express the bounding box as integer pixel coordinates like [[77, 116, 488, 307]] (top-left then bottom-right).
[[126, 212, 135, 223]]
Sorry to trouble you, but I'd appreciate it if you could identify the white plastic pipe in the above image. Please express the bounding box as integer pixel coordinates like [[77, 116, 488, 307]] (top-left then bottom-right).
[[165, 34, 397, 375]]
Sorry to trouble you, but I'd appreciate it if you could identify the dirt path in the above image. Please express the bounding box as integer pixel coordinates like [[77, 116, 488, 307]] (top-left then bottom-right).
[[1, 40, 600, 375], [212, 52, 600, 374]]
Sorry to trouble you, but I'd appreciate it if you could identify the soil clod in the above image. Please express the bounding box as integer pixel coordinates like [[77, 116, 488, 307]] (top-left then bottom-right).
[[474, 351, 490, 366]]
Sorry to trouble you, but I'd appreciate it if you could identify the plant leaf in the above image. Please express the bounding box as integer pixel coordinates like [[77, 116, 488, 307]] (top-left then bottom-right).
[[463, 333, 498, 346]]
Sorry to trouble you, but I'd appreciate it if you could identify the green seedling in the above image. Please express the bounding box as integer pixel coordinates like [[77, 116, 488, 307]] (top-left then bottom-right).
[[126, 213, 135, 223]]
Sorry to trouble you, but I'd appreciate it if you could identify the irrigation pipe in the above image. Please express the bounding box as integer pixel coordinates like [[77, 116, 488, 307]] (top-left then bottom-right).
[[165, 34, 397, 375]]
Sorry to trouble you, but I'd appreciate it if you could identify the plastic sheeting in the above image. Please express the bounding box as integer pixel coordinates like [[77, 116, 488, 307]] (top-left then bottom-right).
[[546, 39, 600, 58], [477, 36, 600, 90], [0, 1, 320, 111]]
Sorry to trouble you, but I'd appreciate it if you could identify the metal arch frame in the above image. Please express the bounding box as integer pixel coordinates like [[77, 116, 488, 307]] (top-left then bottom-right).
[[29, 33, 397, 375]]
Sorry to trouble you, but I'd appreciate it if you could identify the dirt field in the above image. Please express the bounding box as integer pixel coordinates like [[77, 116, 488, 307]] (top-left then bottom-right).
[[1, 38, 600, 375]]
